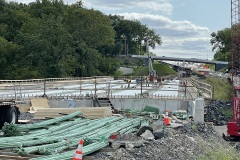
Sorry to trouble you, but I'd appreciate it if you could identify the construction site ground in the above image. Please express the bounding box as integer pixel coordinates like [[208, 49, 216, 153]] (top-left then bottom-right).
[[0, 77, 235, 159], [0, 99, 237, 160]]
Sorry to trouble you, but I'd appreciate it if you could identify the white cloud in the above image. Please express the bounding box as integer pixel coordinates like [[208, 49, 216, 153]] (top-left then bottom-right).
[[152, 36, 213, 59], [117, 12, 213, 59], [83, 0, 173, 15], [135, 1, 173, 15], [119, 13, 209, 36]]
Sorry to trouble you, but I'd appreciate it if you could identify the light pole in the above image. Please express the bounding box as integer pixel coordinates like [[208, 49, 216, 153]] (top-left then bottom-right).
[[124, 36, 127, 56], [115, 35, 127, 56]]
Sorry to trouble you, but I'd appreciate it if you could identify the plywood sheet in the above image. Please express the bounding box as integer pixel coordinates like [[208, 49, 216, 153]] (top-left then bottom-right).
[[33, 107, 112, 119], [30, 98, 49, 110], [17, 104, 30, 112]]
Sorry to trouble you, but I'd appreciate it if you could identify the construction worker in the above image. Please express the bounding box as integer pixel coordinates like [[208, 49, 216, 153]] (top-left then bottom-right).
[[146, 76, 149, 87], [153, 78, 157, 87], [127, 79, 131, 88], [157, 77, 162, 87]]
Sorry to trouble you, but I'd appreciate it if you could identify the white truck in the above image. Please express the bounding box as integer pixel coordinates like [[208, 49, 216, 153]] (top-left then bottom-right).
[[0, 101, 19, 129]]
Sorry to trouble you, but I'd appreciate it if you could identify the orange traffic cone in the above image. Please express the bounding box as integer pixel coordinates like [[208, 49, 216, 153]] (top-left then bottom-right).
[[164, 109, 170, 125], [73, 139, 84, 160]]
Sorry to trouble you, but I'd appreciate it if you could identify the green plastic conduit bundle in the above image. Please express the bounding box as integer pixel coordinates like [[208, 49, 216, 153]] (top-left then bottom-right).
[[0, 118, 89, 144], [10, 116, 123, 153], [0, 115, 144, 158], [15, 117, 121, 148], [18, 111, 81, 130], [31, 118, 144, 160], [15, 117, 142, 155], [2, 111, 81, 136], [31, 141, 108, 160]]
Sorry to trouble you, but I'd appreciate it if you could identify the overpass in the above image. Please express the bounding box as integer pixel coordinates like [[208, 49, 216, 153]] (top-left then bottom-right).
[[132, 55, 228, 71]]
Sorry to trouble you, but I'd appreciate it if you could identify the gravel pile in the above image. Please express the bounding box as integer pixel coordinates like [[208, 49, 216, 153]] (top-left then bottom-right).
[[92, 122, 236, 160], [18, 112, 34, 120], [204, 100, 231, 125], [177, 122, 216, 138]]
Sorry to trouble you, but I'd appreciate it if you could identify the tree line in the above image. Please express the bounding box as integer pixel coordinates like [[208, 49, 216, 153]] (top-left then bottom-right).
[[0, 0, 161, 79]]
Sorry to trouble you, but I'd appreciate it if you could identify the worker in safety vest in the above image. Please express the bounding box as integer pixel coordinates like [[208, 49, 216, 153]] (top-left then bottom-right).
[[146, 76, 149, 87], [153, 78, 157, 87], [127, 79, 131, 88]]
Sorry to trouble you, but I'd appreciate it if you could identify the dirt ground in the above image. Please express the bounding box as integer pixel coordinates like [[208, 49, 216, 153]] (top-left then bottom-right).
[[213, 125, 227, 136]]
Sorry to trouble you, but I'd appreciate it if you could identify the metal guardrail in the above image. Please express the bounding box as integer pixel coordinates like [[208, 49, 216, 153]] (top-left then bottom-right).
[[0, 76, 199, 101], [0, 94, 194, 101], [0, 76, 112, 83], [187, 78, 213, 99]]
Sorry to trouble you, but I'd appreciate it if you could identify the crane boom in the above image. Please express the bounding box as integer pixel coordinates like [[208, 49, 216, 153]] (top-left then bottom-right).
[[227, 0, 240, 137]]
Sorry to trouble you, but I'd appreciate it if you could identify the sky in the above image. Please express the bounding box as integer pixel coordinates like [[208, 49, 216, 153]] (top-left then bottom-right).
[[16, 0, 231, 60]]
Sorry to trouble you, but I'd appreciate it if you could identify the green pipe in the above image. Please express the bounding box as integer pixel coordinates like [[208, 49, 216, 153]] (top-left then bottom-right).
[[31, 141, 108, 160], [5, 117, 122, 150]]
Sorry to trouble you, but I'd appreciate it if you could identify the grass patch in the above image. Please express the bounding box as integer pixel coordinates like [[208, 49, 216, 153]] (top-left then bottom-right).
[[153, 62, 176, 76], [197, 135, 240, 160], [202, 77, 232, 101], [132, 61, 176, 76], [200, 148, 239, 160], [132, 66, 149, 76]]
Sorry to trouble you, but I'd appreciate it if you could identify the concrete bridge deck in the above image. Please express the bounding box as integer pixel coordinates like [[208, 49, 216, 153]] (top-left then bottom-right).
[[0, 77, 211, 100]]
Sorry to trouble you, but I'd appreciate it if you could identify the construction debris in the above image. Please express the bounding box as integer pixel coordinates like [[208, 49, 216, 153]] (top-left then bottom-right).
[[140, 129, 154, 140], [0, 99, 239, 160], [92, 122, 238, 160]]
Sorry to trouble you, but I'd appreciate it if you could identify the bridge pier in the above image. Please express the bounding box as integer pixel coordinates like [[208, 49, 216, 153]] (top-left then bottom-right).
[[215, 63, 228, 71]]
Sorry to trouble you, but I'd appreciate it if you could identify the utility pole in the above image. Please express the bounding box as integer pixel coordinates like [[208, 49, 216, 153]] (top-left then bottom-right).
[[124, 36, 127, 56], [79, 78, 82, 96], [145, 39, 153, 75], [115, 37, 127, 56], [13, 82, 16, 100], [94, 77, 97, 96], [43, 79, 46, 97]]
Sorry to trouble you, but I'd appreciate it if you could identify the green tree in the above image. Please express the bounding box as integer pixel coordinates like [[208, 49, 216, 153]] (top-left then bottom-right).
[[210, 28, 230, 61], [16, 15, 76, 78], [0, 0, 164, 79], [27, 0, 66, 18], [0, 37, 21, 79], [63, 5, 115, 50], [0, 3, 31, 42], [109, 15, 162, 55]]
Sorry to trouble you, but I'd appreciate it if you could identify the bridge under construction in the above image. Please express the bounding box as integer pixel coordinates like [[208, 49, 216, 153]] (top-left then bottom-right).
[[0, 76, 212, 122]]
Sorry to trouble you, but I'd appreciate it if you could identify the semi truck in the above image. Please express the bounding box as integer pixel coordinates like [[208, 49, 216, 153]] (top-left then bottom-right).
[[0, 101, 19, 129]]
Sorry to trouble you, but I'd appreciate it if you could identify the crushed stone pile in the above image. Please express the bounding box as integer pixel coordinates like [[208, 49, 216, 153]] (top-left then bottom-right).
[[18, 112, 34, 120], [177, 122, 216, 138], [92, 122, 238, 160], [204, 100, 231, 125]]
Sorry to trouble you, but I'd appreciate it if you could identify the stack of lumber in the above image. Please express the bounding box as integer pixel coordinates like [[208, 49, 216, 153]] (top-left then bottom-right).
[[33, 107, 113, 119]]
